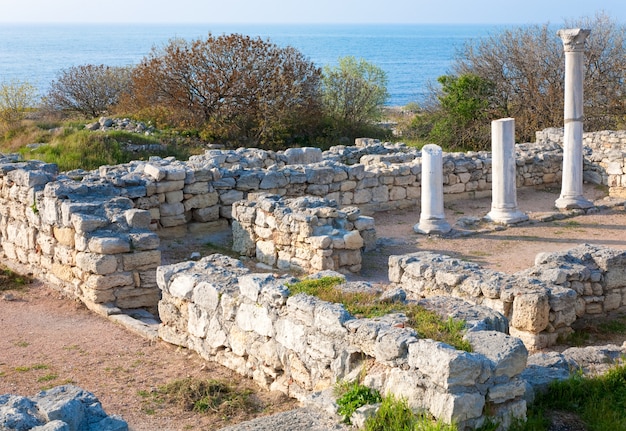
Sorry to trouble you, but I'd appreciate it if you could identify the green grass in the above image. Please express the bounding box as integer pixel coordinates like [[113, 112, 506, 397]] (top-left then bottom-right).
[[145, 377, 257, 417], [515, 363, 626, 431], [288, 277, 471, 352], [364, 395, 457, 431], [335, 380, 382, 424], [0, 266, 31, 291], [37, 373, 58, 382]]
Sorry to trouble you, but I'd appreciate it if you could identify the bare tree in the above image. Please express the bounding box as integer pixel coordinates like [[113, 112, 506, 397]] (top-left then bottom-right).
[[44, 64, 132, 118], [453, 11, 626, 142]]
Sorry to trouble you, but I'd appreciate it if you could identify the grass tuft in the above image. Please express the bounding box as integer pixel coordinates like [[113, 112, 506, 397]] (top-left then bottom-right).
[[152, 377, 256, 417], [287, 277, 471, 351], [335, 380, 382, 424]]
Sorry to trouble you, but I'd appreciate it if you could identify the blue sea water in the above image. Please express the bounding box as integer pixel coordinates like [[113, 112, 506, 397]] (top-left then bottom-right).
[[0, 23, 501, 106]]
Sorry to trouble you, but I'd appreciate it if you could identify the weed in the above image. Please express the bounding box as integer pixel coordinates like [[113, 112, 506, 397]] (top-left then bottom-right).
[[363, 394, 456, 431], [153, 377, 256, 417], [14, 341, 29, 348], [288, 277, 471, 351], [37, 373, 58, 382], [523, 363, 626, 430], [563, 330, 590, 347], [335, 380, 382, 424], [0, 265, 32, 291]]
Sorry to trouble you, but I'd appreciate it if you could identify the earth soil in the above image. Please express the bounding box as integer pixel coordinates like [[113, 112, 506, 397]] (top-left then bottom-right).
[[1, 184, 625, 430]]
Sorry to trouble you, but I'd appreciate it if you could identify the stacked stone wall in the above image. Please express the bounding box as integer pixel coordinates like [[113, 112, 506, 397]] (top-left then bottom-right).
[[536, 128, 626, 195], [389, 244, 626, 350], [0, 129, 618, 310], [157, 254, 529, 430], [0, 158, 161, 311], [231, 195, 376, 274]]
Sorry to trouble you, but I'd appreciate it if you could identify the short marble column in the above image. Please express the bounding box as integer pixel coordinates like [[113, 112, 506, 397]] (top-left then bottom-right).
[[555, 28, 593, 210], [486, 118, 528, 224], [414, 144, 451, 234]]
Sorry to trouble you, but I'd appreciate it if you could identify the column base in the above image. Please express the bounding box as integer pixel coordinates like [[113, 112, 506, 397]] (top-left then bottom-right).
[[485, 209, 529, 225], [555, 195, 593, 210], [414, 218, 451, 235]]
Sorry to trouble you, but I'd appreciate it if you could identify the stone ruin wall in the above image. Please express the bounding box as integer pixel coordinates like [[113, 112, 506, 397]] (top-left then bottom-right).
[[157, 254, 529, 430], [390, 244, 626, 351], [0, 133, 566, 312], [536, 128, 626, 196], [231, 195, 377, 274], [0, 129, 623, 312]]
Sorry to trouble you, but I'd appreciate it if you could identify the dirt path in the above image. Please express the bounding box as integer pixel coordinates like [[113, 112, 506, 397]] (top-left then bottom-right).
[[1, 184, 625, 430]]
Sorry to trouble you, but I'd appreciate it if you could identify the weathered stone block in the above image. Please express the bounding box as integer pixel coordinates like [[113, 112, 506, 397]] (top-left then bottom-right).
[[53, 226, 75, 247], [76, 252, 118, 275], [88, 236, 131, 254], [235, 303, 274, 337], [122, 250, 161, 271], [465, 331, 527, 378], [511, 292, 550, 333]]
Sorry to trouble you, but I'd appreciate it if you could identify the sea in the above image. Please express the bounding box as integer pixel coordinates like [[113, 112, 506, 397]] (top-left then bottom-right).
[[0, 23, 504, 106]]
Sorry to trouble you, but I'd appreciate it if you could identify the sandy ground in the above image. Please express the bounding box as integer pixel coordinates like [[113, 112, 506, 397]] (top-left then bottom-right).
[[1, 184, 625, 430]]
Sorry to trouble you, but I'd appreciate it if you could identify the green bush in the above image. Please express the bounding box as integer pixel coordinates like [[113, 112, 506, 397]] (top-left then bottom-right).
[[335, 381, 382, 424]]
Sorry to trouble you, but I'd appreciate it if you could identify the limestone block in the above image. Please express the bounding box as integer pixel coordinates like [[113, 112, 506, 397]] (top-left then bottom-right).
[[220, 190, 244, 205], [205, 316, 228, 349], [408, 339, 485, 388], [374, 327, 418, 362], [308, 235, 332, 250], [114, 287, 161, 309], [371, 185, 389, 202], [314, 302, 350, 336], [343, 231, 364, 250], [183, 181, 210, 195], [85, 273, 134, 290], [548, 286, 577, 312], [159, 202, 184, 217], [144, 164, 167, 181], [260, 171, 289, 189], [511, 292, 550, 333], [236, 172, 262, 191], [76, 252, 118, 275], [165, 167, 187, 181], [353, 189, 372, 204], [239, 273, 275, 303], [155, 180, 184, 194], [129, 232, 160, 251], [427, 389, 485, 424], [184, 193, 219, 211], [508, 327, 558, 351], [122, 250, 161, 271], [604, 291, 622, 312], [275, 318, 307, 352], [82, 287, 115, 304], [71, 213, 108, 234], [284, 147, 322, 165], [286, 293, 317, 323], [88, 236, 131, 254], [256, 240, 277, 266], [168, 273, 201, 299], [51, 262, 74, 282], [192, 206, 220, 223], [160, 214, 188, 227], [235, 302, 274, 337], [192, 281, 221, 312], [465, 331, 527, 378], [188, 303, 209, 338], [165, 190, 184, 204], [53, 226, 75, 247]]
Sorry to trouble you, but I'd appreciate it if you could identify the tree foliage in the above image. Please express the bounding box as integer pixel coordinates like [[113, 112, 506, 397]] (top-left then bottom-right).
[[453, 11, 626, 142], [0, 79, 37, 129], [428, 74, 497, 151], [121, 33, 323, 149], [44, 64, 132, 118], [321, 56, 389, 137]]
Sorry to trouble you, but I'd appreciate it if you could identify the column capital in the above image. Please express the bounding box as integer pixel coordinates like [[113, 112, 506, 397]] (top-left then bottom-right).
[[557, 28, 591, 52]]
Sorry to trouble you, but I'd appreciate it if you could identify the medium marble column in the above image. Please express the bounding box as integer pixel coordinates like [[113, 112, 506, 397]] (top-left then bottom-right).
[[555, 28, 593, 210], [414, 144, 451, 234], [486, 118, 528, 224]]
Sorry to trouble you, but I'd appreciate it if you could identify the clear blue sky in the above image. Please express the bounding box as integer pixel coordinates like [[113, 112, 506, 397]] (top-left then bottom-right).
[[0, 0, 624, 24]]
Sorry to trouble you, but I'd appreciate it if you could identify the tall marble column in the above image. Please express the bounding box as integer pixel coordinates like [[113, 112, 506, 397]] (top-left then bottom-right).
[[486, 118, 528, 224], [414, 144, 451, 234], [555, 28, 593, 210]]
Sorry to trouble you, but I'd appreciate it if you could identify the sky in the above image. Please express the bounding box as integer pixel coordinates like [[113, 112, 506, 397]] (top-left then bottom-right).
[[0, 0, 625, 24]]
